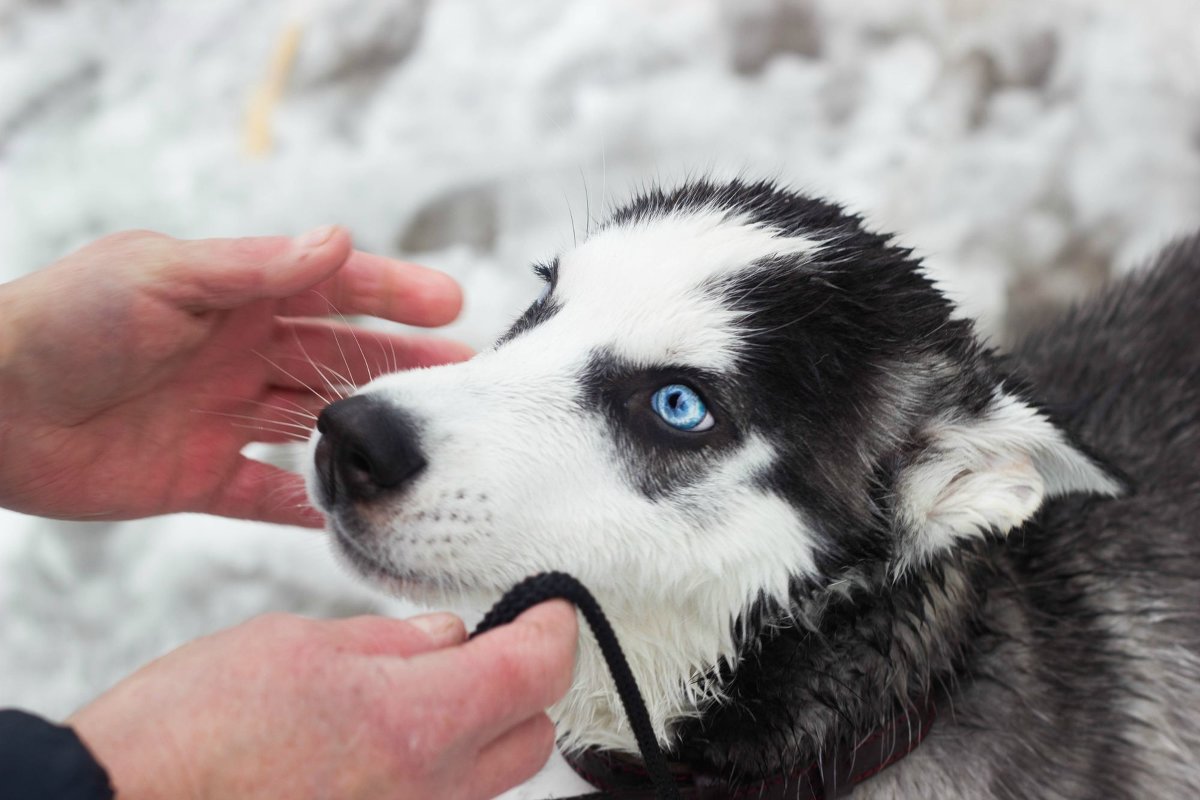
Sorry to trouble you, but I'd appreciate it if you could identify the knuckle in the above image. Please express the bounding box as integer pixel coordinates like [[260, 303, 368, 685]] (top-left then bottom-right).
[[223, 235, 281, 263], [86, 229, 173, 262], [512, 609, 577, 701], [487, 626, 570, 707], [489, 636, 538, 694], [97, 229, 169, 248]]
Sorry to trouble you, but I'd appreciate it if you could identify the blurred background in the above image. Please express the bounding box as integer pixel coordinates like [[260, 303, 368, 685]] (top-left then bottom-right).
[[2, 0, 1199, 795]]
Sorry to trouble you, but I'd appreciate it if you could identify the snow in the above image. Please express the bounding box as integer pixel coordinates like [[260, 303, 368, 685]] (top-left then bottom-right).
[[1, 1, 1199, 796]]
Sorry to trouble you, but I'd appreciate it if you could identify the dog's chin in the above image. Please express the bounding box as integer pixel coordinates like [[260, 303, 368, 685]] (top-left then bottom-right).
[[326, 517, 490, 606]]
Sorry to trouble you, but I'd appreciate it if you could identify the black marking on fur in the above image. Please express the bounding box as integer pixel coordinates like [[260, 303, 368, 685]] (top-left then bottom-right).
[[532, 258, 560, 285], [580, 349, 743, 500], [608, 179, 865, 238], [496, 257, 562, 346]]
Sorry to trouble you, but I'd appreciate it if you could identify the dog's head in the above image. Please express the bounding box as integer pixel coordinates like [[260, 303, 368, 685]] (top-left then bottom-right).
[[306, 181, 1120, 751]]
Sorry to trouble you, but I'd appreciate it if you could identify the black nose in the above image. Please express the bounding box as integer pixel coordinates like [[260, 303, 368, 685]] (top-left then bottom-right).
[[315, 396, 426, 503]]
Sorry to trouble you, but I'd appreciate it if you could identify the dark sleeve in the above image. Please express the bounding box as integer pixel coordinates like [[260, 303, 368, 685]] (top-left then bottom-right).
[[0, 709, 114, 800]]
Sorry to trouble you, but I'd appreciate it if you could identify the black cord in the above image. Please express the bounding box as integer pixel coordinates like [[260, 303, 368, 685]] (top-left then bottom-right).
[[472, 572, 680, 800]]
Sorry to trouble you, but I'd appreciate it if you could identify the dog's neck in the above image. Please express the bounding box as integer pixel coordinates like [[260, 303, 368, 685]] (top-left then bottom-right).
[[552, 543, 999, 779], [673, 545, 999, 779], [551, 588, 748, 754]]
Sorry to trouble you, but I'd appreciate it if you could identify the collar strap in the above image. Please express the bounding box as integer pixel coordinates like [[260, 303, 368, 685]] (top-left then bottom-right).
[[564, 690, 940, 799]]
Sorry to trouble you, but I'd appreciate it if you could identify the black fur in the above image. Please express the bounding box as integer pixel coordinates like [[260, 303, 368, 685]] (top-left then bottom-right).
[[579, 350, 742, 500], [497, 258, 562, 346]]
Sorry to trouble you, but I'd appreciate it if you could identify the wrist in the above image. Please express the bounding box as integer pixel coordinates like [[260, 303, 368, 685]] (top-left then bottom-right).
[[69, 705, 200, 800], [0, 709, 114, 799]]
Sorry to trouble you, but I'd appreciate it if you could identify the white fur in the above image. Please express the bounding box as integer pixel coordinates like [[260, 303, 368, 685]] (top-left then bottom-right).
[[553, 209, 820, 371], [895, 388, 1123, 572]]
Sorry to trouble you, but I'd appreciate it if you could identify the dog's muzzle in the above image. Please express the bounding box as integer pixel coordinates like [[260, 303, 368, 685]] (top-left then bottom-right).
[[314, 395, 426, 505]]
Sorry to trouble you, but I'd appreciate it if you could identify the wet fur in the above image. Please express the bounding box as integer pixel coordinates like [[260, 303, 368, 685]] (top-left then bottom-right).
[[308, 182, 1200, 797]]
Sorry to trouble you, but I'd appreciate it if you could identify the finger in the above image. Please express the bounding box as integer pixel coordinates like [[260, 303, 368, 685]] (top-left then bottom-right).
[[275, 249, 463, 326], [465, 713, 557, 800], [203, 456, 325, 528], [269, 318, 474, 389], [325, 613, 467, 657], [396, 600, 578, 748], [152, 226, 354, 311]]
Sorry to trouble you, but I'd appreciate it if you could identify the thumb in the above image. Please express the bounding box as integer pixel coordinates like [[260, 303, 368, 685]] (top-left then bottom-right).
[[154, 225, 353, 311], [327, 613, 468, 657]]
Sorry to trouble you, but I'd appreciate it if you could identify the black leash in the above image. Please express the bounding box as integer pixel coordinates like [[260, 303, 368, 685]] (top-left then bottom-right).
[[471, 572, 681, 800], [471, 573, 943, 800]]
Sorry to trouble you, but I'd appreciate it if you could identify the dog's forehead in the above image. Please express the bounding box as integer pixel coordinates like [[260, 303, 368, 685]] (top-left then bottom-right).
[[546, 210, 819, 369]]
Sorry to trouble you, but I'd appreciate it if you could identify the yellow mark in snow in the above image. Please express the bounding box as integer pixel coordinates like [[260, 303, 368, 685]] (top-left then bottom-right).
[[244, 22, 303, 158]]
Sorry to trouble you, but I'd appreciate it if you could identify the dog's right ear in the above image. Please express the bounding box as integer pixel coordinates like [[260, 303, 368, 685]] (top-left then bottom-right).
[[892, 389, 1123, 572]]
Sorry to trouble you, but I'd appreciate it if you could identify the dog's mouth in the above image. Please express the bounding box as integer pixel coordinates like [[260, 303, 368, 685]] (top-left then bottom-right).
[[327, 514, 482, 598], [328, 517, 416, 584]]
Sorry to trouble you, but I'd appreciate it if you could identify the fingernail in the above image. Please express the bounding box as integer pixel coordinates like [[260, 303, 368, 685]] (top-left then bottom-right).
[[408, 612, 464, 645], [295, 224, 337, 249]]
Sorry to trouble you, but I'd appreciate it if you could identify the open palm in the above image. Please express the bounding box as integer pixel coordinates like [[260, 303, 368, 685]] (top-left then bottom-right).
[[0, 227, 471, 526]]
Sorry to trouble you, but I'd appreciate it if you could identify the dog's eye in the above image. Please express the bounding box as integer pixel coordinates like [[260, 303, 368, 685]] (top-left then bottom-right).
[[650, 385, 714, 432], [535, 281, 551, 305]]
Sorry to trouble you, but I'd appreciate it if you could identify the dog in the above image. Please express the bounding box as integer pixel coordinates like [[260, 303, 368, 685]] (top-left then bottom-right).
[[306, 180, 1200, 798]]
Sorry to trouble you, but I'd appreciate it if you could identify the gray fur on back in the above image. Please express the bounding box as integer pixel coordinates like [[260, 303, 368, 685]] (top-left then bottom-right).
[[866, 236, 1200, 798]]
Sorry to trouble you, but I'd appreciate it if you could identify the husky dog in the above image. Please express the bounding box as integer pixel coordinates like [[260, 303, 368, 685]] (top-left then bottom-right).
[[306, 181, 1200, 798]]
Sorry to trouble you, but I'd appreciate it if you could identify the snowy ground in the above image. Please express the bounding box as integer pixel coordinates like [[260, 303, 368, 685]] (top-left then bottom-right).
[[2, 1, 1199, 797]]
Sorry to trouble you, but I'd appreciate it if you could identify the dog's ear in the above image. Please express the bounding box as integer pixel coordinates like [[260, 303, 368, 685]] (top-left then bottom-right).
[[893, 390, 1123, 571]]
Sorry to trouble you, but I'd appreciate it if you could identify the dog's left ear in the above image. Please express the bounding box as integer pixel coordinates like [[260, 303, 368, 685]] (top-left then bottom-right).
[[894, 389, 1123, 570]]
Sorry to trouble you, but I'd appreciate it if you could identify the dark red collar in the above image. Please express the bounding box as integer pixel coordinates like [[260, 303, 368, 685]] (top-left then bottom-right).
[[563, 692, 940, 799]]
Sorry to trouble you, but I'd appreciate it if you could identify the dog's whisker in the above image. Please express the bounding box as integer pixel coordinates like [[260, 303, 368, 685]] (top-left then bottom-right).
[[204, 392, 323, 421], [289, 325, 350, 400], [311, 289, 376, 387], [382, 331, 398, 375], [599, 128, 608, 224], [252, 349, 335, 407], [228, 422, 309, 442], [246, 398, 318, 422], [564, 189, 578, 248], [580, 165, 592, 240], [195, 408, 315, 434]]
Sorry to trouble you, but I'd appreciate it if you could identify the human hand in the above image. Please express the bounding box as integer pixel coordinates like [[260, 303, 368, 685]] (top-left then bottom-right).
[[0, 227, 471, 526], [69, 600, 578, 800]]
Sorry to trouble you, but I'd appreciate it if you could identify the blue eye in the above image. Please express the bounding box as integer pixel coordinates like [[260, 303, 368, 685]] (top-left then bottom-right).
[[651, 384, 714, 431]]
